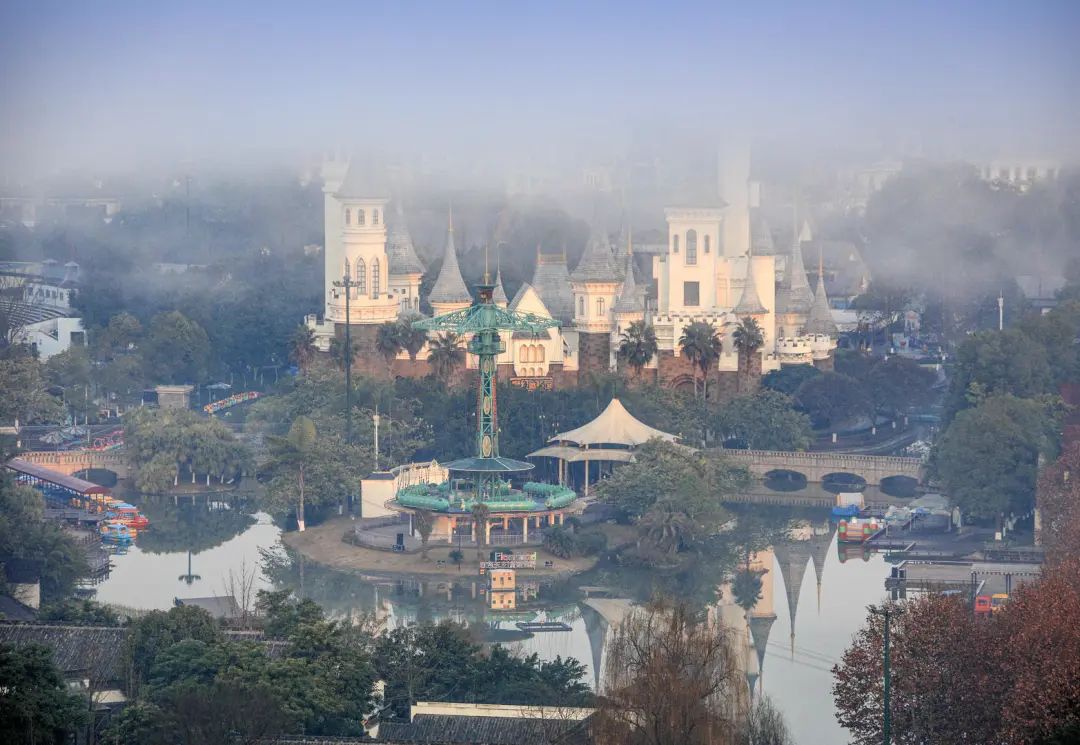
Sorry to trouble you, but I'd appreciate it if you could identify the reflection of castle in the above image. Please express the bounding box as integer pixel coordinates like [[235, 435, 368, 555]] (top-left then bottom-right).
[[305, 154, 838, 392]]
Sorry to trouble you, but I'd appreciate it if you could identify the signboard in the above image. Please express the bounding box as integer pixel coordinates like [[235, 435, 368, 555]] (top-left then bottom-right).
[[479, 552, 537, 570], [510, 377, 553, 392]]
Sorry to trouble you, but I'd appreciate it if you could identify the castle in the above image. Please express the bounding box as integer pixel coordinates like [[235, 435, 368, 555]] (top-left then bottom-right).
[[305, 155, 837, 397]]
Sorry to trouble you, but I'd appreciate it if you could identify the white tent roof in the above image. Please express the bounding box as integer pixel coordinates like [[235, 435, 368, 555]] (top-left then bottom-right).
[[548, 398, 676, 448]]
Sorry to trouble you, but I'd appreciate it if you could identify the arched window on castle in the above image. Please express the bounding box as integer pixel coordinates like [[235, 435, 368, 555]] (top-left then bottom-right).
[[686, 229, 697, 265], [345, 209, 351, 226], [536, 345, 545, 362], [673, 234, 680, 254], [704, 235, 711, 254], [371, 258, 380, 297], [355, 258, 366, 296], [373, 209, 380, 225], [597, 298, 605, 316], [578, 296, 585, 316], [357, 210, 366, 226], [518, 346, 527, 363]]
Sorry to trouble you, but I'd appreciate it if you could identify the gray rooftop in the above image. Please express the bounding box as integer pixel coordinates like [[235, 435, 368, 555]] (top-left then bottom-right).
[[428, 214, 472, 306], [804, 272, 839, 337], [570, 223, 621, 284], [613, 254, 645, 314], [734, 255, 768, 315], [387, 201, 425, 276], [491, 268, 509, 306], [334, 160, 389, 200], [531, 252, 574, 323]]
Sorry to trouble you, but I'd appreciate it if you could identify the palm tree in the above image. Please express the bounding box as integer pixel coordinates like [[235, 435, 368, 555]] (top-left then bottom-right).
[[427, 332, 465, 383], [731, 567, 764, 613], [732, 316, 765, 392], [471, 501, 490, 560], [678, 321, 723, 399], [639, 508, 693, 556], [617, 320, 658, 380], [288, 325, 316, 373], [375, 321, 404, 374], [397, 313, 429, 361], [328, 336, 359, 372]]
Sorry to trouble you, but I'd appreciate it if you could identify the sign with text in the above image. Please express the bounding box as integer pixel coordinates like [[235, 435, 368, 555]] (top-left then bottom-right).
[[480, 552, 537, 570]]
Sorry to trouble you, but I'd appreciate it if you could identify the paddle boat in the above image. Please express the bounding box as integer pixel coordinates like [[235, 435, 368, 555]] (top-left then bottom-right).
[[106, 502, 150, 529], [100, 521, 135, 544], [838, 517, 882, 543]]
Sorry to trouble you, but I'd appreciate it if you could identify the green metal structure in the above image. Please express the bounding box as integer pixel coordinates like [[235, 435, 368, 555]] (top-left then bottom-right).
[[412, 280, 560, 503]]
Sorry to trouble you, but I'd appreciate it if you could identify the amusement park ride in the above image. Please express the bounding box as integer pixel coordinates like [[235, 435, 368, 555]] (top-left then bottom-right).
[[394, 277, 578, 520]]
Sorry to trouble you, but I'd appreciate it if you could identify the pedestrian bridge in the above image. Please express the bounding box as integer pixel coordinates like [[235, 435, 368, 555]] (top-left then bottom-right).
[[16, 450, 129, 480], [720, 449, 924, 486]]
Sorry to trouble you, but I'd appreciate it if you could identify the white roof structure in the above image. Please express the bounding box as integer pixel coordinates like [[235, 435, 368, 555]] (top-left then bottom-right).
[[546, 398, 676, 448]]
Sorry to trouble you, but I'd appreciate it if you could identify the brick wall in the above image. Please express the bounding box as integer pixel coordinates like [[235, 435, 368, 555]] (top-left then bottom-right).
[[577, 332, 611, 377]]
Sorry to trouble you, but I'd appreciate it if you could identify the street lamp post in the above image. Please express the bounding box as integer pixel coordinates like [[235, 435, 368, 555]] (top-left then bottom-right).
[[871, 605, 902, 745], [332, 268, 354, 443]]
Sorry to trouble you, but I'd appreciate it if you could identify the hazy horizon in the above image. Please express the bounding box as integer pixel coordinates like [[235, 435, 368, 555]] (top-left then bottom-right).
[[2, 1, 1079, 182]]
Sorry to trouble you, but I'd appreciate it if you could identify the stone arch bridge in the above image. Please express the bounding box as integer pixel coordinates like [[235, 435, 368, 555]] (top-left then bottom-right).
[[17, 450, 129, 479], [722, 450, 923, 486]]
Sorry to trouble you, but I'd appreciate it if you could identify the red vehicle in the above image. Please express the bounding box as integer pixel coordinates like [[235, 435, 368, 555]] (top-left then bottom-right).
[[975, 595, 993, 616]]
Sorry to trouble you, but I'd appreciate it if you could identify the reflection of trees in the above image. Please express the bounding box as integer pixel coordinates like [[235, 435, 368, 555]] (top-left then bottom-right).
[[134, 499, 256, 554], [260, 545, 379, 615], [731, 568, 764, 613]]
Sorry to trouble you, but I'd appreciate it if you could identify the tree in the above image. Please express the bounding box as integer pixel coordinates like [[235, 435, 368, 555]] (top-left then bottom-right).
[[471, 501, 490, 560], [679, 321, 723, 399], [0, 643, 88, 744], [448, 548, 464, 570], [595, 600, 745, 745], [761, 363, 821, 396], [427, 332, 465, 383], [737, 695, 794, 745], [126, 605, 222, 692], [0, 354, 64, 424], [94, 311, 143, 359], [833, 596, 998, 745], [618, 320, 658, 379], [413, 509, 433, 561], [142, 311, 211, 384], [397, 313, 429, 362], [732, 316, 764, 392], [1036, 441, 1080, 561], [945, 329, 1053, 420], [375, 321, 404, 374], [712, 390, 813, 451], [865, 356, 937, 419], [287, 324, 316, 372], [934, 395, 1060, 521], [266, 415, 318, 531], [794, 372, 869, 429], [328, 335, 359, 372]]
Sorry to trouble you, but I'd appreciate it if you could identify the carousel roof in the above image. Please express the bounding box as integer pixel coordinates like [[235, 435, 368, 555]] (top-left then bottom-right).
[[546, 398, 676, 448], [443, 456, 535, 474]]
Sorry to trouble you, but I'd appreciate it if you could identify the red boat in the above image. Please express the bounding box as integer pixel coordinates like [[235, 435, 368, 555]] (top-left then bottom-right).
[[838, 517, 881, 543]]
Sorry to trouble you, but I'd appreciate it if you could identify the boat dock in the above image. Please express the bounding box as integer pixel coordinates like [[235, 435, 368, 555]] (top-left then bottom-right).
[[885, 560, 1042, 597]]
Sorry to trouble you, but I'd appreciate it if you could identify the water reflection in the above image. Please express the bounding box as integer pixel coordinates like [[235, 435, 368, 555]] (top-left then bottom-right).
[[93, 501, 890, 741]]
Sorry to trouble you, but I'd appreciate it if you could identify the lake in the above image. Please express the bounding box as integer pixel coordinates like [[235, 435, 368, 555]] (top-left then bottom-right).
[[92, 501, 891, 744]]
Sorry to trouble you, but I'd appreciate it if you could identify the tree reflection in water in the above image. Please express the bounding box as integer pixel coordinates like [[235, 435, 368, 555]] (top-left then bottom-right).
[[134, 498, 257, 555]]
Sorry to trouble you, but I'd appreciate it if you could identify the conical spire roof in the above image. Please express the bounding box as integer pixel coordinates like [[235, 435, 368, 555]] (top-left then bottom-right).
[[613, 254, 644, 314], [804, 252, 838, 337], [809, 522, 837, 613], [734, 253, 768, 315], [428, 209, 472, 307], [335, 160, 389, 199], [785, 236, 815, 314], [571, 221, 621, 283], [773, 541, 811, 653], [387, 200, 425, 276], [748, 614, 777, 677], [492, 268, 509, 307]]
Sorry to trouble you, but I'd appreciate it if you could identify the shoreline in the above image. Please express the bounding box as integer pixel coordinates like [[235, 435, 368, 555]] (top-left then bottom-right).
[[281, 516, 603, 582]]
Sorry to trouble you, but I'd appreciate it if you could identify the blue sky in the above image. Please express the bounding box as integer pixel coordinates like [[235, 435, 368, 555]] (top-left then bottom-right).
[[2, 1, 1078, 176]]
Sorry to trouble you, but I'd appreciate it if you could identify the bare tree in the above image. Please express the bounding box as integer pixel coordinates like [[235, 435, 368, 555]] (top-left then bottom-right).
[[736, 695, 793, 745], [595, 599, 746, 745], [222, 558, 260, 628]]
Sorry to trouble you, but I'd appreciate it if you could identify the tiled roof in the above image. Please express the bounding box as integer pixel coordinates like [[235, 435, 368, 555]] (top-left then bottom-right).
[[613, 255, 644, 314], [530, 253, 574, 324], [491, 269, 509, 306], [379, 714, 592, 745], [804, 272, 838, 337], [428, 216, 472, 306], [570, 223, 621, 284], [387, 201, 425, 276], [783, 239, 815, 314]]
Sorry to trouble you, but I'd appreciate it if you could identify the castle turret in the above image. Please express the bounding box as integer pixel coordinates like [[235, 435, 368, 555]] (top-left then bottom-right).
[[387, 199, 425, 315], [428, 209, 472, 316], [804, 250, 838, 338], [572, 222, 622, 375], [328, 161, 396, 327]]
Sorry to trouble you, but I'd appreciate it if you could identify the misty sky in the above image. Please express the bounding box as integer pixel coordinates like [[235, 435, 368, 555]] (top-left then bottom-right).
[[2, 1, 1078, 178]]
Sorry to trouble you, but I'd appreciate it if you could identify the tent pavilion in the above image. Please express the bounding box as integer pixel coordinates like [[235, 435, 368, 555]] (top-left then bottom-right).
[[528, 398, 677, 496]]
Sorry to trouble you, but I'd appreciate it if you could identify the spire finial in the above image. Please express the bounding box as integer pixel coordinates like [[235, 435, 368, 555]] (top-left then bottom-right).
[[627, 223, 633, 256], [483, 243, 490, 284], [818, 246, 824, 281], [448, 203, 454, 232]]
